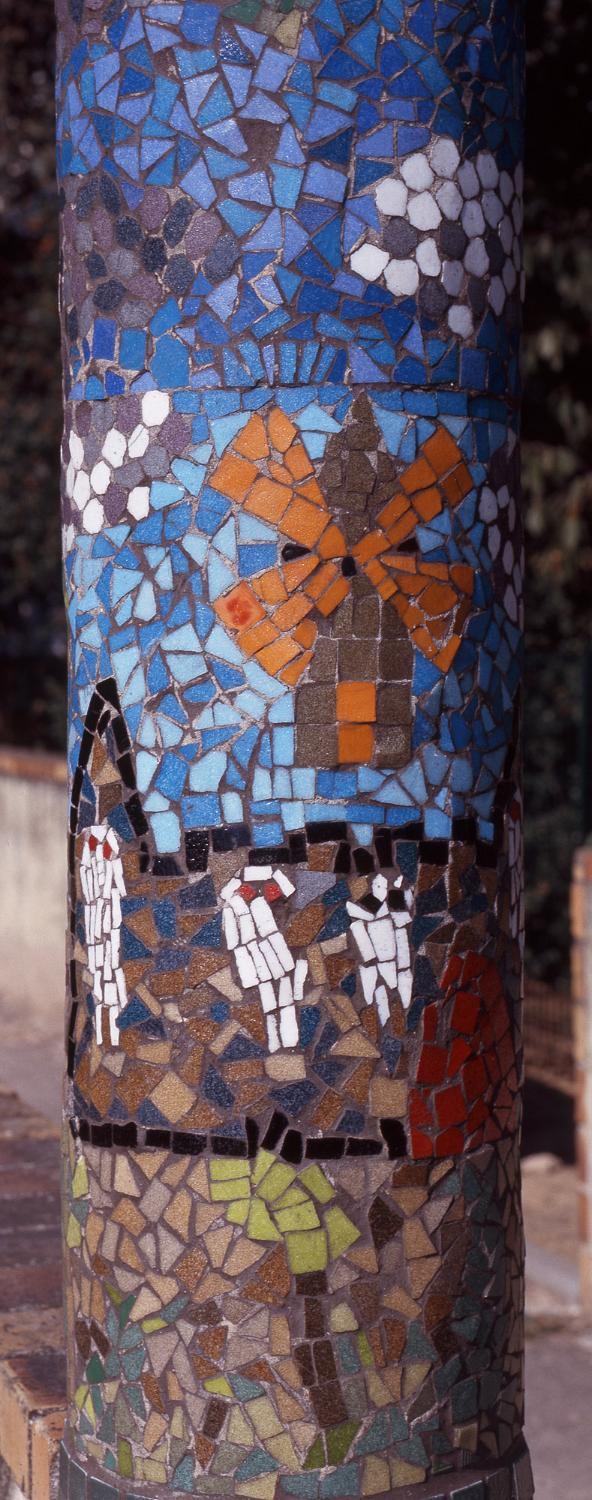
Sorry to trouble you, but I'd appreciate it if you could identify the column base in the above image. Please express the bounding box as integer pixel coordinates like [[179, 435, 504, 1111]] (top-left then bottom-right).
[[59, 1439, 534, 1500]]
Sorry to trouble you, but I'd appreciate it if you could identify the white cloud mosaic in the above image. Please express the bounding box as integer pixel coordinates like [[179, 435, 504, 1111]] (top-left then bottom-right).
[[349, 137, 524, 336], [64, 390, 172, 536]]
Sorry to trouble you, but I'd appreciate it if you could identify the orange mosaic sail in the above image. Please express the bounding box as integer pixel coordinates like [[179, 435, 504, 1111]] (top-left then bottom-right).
[[352, 423, 475, 674], [212, 410, 474, 688]]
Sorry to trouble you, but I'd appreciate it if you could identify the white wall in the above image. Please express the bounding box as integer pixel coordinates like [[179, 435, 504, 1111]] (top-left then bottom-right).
[[0, 751, 67, 1121]]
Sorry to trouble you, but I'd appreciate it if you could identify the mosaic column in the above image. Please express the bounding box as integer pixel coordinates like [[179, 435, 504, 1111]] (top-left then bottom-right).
[[56, 2, 532, 1499]]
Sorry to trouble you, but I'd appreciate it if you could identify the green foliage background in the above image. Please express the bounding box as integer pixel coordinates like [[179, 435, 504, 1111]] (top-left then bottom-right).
[[521, 0, 592, 981], [0, 0, 590, 985]]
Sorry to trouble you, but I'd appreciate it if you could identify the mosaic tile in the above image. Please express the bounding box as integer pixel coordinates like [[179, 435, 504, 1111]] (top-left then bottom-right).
[[56, 0, 527, 1495]]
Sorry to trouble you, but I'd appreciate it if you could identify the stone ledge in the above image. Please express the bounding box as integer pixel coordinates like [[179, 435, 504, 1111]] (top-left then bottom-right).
[[57, 1438, 534, 1500], [0, 1088, 65, 1500], [0, 747, 67, 786]]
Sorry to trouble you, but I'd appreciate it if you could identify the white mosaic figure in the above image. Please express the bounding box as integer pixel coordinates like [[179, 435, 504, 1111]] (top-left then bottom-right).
[[221, 867, 308, 1053], [80, 825, 127, 1046], [347, 873, 413, 1025]]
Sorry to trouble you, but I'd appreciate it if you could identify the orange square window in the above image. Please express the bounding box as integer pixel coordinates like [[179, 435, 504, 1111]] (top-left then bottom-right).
[[336, 681, 376, 723], [338, 724, 375, 763]]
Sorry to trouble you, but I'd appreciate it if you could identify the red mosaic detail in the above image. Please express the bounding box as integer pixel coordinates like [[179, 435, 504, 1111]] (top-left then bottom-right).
[[408, 952, 520, 1159], [263, 880, 283, 903]]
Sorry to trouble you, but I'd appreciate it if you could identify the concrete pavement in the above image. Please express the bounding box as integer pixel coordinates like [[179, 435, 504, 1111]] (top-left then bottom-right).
[[525, 1325, 592, 1500]]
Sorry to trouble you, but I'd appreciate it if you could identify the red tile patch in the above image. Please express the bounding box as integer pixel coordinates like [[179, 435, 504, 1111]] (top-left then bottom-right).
[[409, 953, 520, 1159]]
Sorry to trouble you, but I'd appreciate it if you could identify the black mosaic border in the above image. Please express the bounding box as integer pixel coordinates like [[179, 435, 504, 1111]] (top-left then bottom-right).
[[70, 675, 501, 881], [68, 1110, 407, 1161]]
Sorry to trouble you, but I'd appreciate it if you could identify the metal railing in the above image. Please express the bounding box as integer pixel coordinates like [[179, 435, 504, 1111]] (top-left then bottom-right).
[[523, 977, 575, 1096]]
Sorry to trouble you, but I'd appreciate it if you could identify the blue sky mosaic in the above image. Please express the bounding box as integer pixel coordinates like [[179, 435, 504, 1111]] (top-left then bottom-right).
[[57, 0, 523, 397]]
